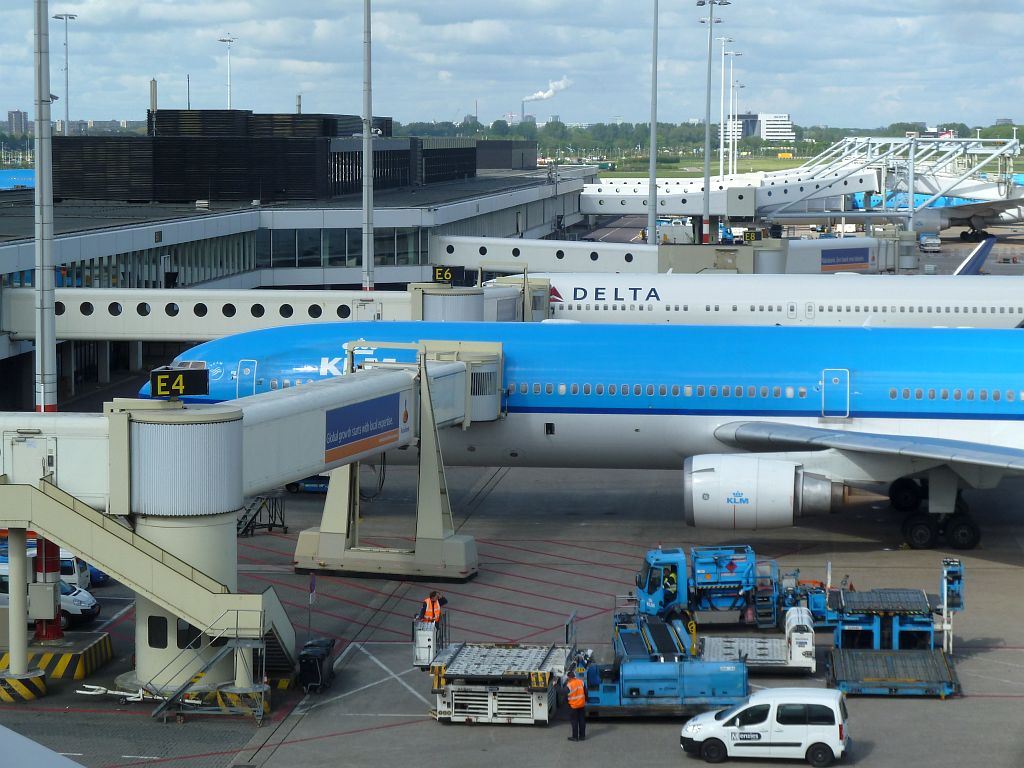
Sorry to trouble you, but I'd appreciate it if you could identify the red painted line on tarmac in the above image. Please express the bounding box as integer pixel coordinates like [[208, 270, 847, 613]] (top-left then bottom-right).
[[510, 606, 613, 644], [13, 705, 151, 716], [237, 538, 296, 560], [538, 538, 648, 560], [457, 575, 608, 611], [247, 572, 517, 640], [961, 693, 1024, 699], [482, 553, 625, 593], [476, 538, 637, 574]]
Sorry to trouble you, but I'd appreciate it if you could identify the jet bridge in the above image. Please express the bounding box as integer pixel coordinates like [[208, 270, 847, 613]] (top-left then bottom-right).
[[0, 339, 498, 705]]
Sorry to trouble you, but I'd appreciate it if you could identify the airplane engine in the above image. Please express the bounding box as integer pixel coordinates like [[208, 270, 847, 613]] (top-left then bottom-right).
[[682, 454, 842, 529]]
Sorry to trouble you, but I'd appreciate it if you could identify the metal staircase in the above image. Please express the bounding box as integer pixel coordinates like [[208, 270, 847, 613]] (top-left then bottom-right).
[[237, 496, 287, 537]]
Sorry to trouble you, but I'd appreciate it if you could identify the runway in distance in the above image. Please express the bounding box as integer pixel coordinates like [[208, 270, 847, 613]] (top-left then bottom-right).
[[538, 242, 1014, 328], [149, 320, 1024, 550]]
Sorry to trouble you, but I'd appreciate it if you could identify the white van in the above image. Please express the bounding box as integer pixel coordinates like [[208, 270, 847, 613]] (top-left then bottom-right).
[[681, 687, 849, 766], [59, 549, 92, 590], [0, 564, 100, 629]]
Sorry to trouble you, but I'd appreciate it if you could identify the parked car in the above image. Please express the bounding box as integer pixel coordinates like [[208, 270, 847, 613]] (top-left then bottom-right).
[[919, 234, 942, 253], [285, 474, 330, 494], [680, 687, 849, 767], [0, 566, 101, 629], [87, 564, 111, 587], [0, 541, 91, 590]]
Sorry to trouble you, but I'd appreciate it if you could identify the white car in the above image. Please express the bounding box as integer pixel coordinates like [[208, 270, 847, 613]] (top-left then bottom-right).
[[681, 688, 849, 767], [919, 235, 942, 253], [0, 568, 101, 629]]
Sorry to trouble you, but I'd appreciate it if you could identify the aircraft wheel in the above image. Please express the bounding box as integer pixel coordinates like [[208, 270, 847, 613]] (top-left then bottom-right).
[[945, 514, 981, 550], [960, 230, 970, 241], [889, 478, 923, 512], [903, 513, 939, 549]]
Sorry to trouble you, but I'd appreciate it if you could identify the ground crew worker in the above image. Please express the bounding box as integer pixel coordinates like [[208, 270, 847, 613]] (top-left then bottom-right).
[[663, 567, 678, 601], [417, 590, 447, 623], [565, 669, 587, 741]]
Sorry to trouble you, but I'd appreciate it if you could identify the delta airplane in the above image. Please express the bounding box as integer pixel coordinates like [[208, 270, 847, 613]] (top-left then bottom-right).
[[540, 242, 1018, 328], [149, 320, 1024, 551]]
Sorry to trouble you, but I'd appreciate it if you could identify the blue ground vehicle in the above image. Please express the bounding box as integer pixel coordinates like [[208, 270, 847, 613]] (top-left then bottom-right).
[[635, 545, 781, 628]]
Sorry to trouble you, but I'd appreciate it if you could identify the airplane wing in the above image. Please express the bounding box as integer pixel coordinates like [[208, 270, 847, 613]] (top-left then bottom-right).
[[714, 421, 1024, 472]]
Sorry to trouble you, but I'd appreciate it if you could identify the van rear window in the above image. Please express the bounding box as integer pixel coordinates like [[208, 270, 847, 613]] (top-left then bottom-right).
[[807, 704, 836, 725]]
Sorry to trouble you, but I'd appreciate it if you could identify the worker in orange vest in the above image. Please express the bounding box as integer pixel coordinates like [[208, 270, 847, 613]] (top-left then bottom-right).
[[417, 590, 447, 623], [565, 668, 587, 741]]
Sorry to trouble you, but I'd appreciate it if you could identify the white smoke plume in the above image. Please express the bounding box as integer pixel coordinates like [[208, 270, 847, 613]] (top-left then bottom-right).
[[523, 75, 572, 102]]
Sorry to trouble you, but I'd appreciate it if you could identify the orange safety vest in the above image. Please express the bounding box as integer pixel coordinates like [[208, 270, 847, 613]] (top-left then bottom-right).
[[566, 677, 586, 709], [422, 597, 441, 622]]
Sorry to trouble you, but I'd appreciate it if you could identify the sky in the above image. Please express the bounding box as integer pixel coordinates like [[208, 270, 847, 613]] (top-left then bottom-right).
[[1, 1, 1021, 129]]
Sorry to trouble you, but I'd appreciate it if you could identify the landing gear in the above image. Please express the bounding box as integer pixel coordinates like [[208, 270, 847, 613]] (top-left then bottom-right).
[[902, 513, 939, 549], [944, 514, 981, 550], [889, 478, 924, 512], [959, 229, 990, 242]]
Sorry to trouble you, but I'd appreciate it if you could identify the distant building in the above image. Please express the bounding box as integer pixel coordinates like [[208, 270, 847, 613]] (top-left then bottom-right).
[[995, 118, 1014, 126], [7, 110, 29, 136], [727, 112, 796, 142]]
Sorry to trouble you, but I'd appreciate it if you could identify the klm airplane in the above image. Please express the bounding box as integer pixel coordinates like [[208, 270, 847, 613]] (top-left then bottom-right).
[[151, 321, 1024, 550]]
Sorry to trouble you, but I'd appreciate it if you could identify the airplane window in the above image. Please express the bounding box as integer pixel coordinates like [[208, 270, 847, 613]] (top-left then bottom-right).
[[777, 305, 782, 312], [827, 305, 833, 312], [941, 389, 949, 400], [768, 305, 774, 312], [902, 388, 910, 399], [915, 389, 923, 400], [570, 384, 579, 395], [837, 306, 842, 313], [760, 305, 765, 312], [972, 307, 978, 313], [586, 304, 591, 311], [980, 390, 988, 401], [533, 383, 541, 395], [981, 307, 987, 314], [715, 305, 720, 311], [697, 385, 705, 397], [785, 387, 794, 399], [583, 384, 591, 395], [798, 386, 807, 399], [609, 384, 617, 395], [873, 306, 878, 312], [709, 386, 718, 397], [818, 305, 824, 312], [705, 305, 711, 312], [1007, 390, 1015, 402], [967, 390, 975, 401], [558, 384, 566, 395], [845, 306, 851, 312], [596, 384, 605, 395], [900, 306, 906, 312], [658, 385, 666, 396], [993, 390, 1000, 401], [855, 306, 860, 312], [928, 389, 936, 400], [648, 305, 654, 312], [882, 306, 888, 312], [648, 385, 656, 396], [722, 386, 730, 397], [520, 383, 528, 395], [945, 307, 950, 313], [681, 385, 689, 397], [750, 305, 756, 312], [927, 307, 933, 313], [760, 386, 768, 398], [270, 379, 279, 390], [545, 383, 553, 395], [953, 389, 962, 400], [611, 305, 617, 311], [954, 307, 960, 313], [735, 386, 744, 397], [909, 306, 915, 313], [773, 386, 781, 398], [283, 380, 291, 388], [889, 388, 897, 399], [1000, 307, 1006, 314], [748, 386, 756, 398], [683, 305, 689, 311]]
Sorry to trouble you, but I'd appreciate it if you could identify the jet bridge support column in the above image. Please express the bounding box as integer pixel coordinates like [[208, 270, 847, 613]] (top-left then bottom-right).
[[293, 356, 478, 580], [0, 527, 47, 701]]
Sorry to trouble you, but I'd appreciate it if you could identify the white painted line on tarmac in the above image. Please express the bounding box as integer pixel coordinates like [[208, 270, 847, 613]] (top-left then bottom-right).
[[59, 754, 84, 757], [120, 756, 159, 760], [958, 670, 1024, 687], [95, 601, 134, 630], [357, 645, 431, 706], [332, 640, 362, 672], [297, 666, 421, 713]]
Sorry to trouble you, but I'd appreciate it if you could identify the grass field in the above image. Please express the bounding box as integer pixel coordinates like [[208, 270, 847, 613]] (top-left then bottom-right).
[[601, 156, 805, 178]]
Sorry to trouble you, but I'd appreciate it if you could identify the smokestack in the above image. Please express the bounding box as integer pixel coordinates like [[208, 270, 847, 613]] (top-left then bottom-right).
[[521, 100, 524, 124], [296, 93, 302, 114], [150, 79, 157, 112]]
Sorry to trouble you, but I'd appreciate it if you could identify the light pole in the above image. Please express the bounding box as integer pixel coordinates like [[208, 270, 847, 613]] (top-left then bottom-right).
[[53, 13, 76, 135], [647, 0, 659, 246], [716, 36, 733, 178], [698, 0, 730, 244], [217, 35, 237, 109], [724, 50, 741, 176], [731, 81, 745, 175]]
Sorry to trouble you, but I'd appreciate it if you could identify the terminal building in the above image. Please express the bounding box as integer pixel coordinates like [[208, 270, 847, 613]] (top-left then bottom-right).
[[0, 109, 592, 408]]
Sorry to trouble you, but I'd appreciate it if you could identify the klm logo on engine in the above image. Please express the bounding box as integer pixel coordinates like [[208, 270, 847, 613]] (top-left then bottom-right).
[[572, 287, 662, 302], [726, 490, 750, 505]]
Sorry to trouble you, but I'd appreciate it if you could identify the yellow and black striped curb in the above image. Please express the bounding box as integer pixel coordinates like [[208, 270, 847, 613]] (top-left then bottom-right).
[[202, 687, 271, 715], [0, 634, 112, 680], [268, 676, 294, 690], [0, 671, 47, 702]]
